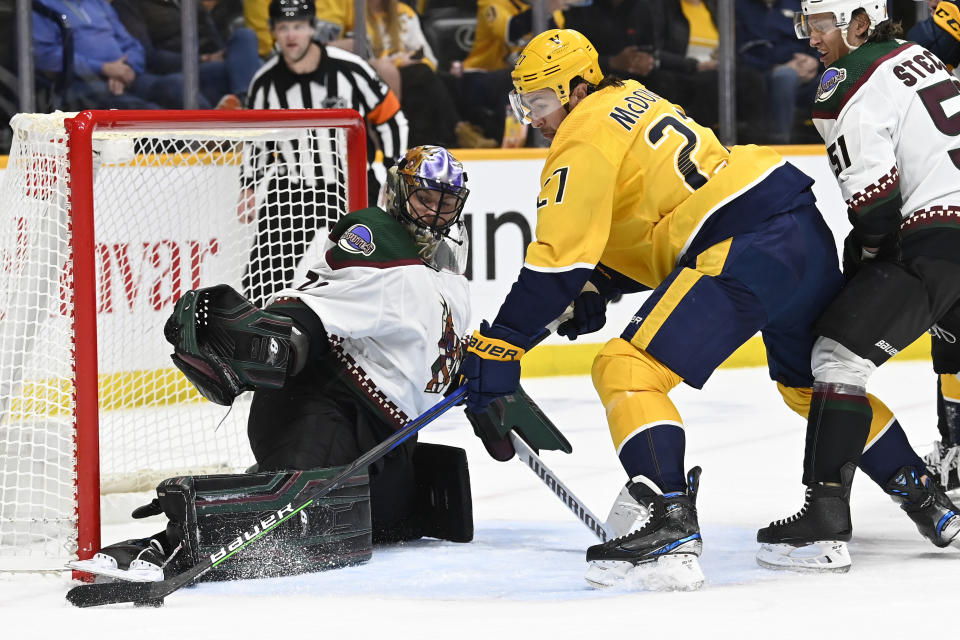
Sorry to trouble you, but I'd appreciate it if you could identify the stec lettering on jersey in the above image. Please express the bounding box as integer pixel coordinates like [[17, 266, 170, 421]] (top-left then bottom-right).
[[893, 49, 948, 87]]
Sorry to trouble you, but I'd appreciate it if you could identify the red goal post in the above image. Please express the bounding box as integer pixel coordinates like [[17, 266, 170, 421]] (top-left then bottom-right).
[[0, 109, 367, 570]]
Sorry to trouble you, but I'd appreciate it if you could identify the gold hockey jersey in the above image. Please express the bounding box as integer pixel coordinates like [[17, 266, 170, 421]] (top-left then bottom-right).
[[526, 79, 789, 289], [491, 79, 816, 337]]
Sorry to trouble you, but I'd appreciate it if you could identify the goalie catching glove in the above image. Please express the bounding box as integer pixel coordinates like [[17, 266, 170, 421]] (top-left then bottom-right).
[[165, 285, 309, 405]]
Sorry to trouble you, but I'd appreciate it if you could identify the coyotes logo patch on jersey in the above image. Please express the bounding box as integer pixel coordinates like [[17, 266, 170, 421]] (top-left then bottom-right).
[[816, 68, 847, 102], [425, 295, 463, 394]]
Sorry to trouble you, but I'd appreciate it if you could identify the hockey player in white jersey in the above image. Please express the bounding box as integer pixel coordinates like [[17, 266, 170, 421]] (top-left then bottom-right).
[[70, 146, 475, 582], [759, 0, 960, 571], [908, 0, 960, 496]]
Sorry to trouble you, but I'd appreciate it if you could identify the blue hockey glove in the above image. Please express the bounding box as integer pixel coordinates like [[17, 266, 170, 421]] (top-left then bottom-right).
[[556, 282, 607, 341], [462, 321, 530, 414]]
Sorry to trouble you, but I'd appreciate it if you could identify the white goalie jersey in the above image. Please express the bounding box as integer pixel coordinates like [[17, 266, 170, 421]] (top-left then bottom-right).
[[812, 40, 960, 248], [273, 208, 470, 427]]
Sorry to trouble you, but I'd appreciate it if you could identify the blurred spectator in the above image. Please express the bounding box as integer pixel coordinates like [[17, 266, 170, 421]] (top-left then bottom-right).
[[246, 0, 404, 96], [113, 0, 262, 108], [563, 0, 682, 106], [908, 0, 960, 66], [566, 0, 769, 142], [254, 0, 491, 147], [367, 0, 496, 147], [33, 0, 209, 109], [737, 0, 820, 144], [460, 0, 569, 144]]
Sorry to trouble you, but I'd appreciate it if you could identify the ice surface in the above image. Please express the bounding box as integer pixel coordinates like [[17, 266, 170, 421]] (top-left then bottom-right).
[[3, 361, 956, 639]]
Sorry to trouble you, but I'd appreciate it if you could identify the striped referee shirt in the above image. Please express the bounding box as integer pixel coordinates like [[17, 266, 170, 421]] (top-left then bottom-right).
[[242, 43, 409, 189]]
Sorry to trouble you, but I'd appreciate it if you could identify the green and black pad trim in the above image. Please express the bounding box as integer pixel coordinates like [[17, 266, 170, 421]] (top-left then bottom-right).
[[149, 467, 372, 581]]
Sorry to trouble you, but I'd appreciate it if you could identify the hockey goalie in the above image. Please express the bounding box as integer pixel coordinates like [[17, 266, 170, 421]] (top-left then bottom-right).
[[70, 145, 476, 582]]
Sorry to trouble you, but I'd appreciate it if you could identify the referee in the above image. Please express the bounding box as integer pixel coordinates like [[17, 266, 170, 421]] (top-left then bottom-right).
[[237, 0, 409, 306]]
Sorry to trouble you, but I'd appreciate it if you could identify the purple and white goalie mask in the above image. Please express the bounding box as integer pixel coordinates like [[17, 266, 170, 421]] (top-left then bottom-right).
[[391, 146, 471, 274]]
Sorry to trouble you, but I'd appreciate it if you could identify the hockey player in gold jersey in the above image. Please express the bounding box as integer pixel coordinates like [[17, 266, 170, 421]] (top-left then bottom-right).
[[461, 28, 942, 590]]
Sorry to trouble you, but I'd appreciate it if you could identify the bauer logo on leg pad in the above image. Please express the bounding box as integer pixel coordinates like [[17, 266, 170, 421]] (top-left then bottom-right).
[[208, 502, 299, 565]]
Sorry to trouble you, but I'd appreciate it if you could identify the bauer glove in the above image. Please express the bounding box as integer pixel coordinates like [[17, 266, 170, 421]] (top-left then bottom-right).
[[461, 321, 531, 414]]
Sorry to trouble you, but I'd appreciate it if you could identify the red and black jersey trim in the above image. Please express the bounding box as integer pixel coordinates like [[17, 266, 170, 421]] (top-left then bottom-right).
[[900, 205, 960, 233], [812, 42, 915, 120], [847, 166, 900, 214], [324, 248, 422, 270], [328, 336, 410, 428]]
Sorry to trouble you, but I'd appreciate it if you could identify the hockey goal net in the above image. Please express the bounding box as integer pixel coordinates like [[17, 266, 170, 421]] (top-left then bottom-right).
[[0, 110, 367, 570]]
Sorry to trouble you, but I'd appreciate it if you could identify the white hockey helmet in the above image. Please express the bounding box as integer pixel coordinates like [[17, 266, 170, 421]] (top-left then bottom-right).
[[794, 0, 889, 38]]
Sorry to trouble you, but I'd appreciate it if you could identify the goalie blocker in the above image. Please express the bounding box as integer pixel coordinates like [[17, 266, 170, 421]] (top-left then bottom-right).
[[73, 442, 472, 582]]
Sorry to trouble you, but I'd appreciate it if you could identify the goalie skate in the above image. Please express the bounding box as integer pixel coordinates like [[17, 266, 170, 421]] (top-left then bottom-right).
[[66, 538, 170, 583], [585, 467, 704, 591]]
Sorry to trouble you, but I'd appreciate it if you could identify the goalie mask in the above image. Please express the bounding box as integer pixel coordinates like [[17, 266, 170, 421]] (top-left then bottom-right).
[[510, 29, 603, 125], [385, 146, 470, 274], [794, 0, 888, 41]]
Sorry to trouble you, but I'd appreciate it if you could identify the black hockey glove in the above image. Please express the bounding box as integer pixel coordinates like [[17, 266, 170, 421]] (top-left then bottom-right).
[[842, 230, 902, 281], [164, 285, 307, 406], [557, 282, 608, 341], [841, 231, 868, 281]]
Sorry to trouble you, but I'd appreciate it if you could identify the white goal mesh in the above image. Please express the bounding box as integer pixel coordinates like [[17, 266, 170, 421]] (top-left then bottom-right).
[[0, 110, 366, 569]]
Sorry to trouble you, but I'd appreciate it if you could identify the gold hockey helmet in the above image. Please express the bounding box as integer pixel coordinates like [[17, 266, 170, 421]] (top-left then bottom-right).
[[509, 29, 603, 124]]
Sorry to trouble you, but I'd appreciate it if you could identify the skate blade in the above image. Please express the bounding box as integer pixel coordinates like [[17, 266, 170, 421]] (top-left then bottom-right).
[[66, 556, 164, 583], [756, 541, 851, 573], [586, 554, 705, 592], [942, 514, 960, 549]]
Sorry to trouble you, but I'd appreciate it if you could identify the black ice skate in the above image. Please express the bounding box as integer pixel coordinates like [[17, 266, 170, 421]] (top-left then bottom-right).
[[885, 465, 960, 548], [67, 536, 177, 583], [585, 467, 703, 591], [924, 441, 960, 494], [756, 463, 854, 573]]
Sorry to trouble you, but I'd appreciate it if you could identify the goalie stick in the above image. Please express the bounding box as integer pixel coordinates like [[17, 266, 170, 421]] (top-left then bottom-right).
[[509, 432, 615, 542], [65, 386, 467, 608]]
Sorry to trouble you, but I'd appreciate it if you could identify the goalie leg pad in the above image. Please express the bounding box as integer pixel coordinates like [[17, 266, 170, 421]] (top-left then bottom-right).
[[413, 442, 473, 543], [151, 467, 372, 581], [373, 442, 474, 544]]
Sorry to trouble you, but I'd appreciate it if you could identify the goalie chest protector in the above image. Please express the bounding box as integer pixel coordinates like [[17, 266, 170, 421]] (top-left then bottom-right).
[[274, 208, 471, 427]]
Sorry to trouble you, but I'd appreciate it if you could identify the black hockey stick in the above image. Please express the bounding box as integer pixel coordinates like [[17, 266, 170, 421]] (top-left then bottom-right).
[[65, 386, 467, 608]]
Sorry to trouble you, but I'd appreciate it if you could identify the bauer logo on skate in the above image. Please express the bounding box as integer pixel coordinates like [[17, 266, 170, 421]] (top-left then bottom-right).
[[209, 502, 298, 564], [339, 224, 376, 256]]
